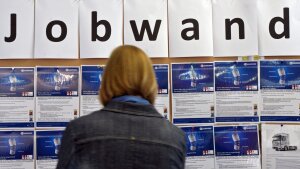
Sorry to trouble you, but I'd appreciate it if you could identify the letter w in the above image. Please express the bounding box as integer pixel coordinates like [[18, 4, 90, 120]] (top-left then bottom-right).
[[130, 20, 162, 41]]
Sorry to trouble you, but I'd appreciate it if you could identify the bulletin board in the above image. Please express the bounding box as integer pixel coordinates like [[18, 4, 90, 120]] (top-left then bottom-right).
[[1, 55, 300, 121], [2, 0, 300, 168]]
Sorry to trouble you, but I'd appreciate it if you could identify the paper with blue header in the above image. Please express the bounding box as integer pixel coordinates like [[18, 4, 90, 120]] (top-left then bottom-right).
[[214, 125, 260, 169], [181, 126, 215, 169], [0, 130, 34, 169], [81, 65, 104, 116], [36, 67, 80, 128], [260, 60, 300, 122], [215, 61, 259, 123], [36, 130, 64, 169], [153, 64, 170, 120], [0, 68, 35, 128], [172, 63, 215, 124]]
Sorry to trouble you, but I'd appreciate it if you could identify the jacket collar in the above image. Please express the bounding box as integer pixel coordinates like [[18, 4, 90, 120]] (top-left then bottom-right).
[[102, 101, 163, 118], [111, 95, 150, 105]]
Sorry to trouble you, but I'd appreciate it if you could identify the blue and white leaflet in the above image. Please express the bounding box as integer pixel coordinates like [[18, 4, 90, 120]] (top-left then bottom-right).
[[153, 64, 170, 120], [172, 63, 214, 124], [0, 68, 35, 128], [262, 124, 300, 169], [81, 65, 105, 116], [0, 130, 34, 169], [215, 61, 259, 123], [36, 67, 80, 128], [181, 126, 215, 169], [260, 60, 300, 122], [214, 125, 260, 169], [36, 130, 64, 169]]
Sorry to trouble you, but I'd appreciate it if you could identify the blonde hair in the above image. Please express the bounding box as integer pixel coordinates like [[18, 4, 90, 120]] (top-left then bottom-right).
[[100, 45, 157, 106]]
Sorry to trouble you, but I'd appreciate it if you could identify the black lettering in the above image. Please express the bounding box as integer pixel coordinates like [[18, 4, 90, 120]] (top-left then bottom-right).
[[130, 20, 161, 41], [46, 20, 67, 42], [269, 8, 290, 39], [5, 14, 17, 42], [181, 19, 199, 40], [225, 18, 245, 40], [91, 11, 111, 41]]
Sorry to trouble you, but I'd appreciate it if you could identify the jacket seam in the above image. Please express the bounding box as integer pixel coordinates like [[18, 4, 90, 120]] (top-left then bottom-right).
[[75, 136, 184, 154], [103, 108, 163, 118], [66, 124, 76, 169]]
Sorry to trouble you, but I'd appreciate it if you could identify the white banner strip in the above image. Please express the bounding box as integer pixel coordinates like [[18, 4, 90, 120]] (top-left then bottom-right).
[[1, 0, 300, 57]]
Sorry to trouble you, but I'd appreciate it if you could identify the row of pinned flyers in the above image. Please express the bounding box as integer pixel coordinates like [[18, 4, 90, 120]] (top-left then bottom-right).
[[0, 65, 169, 128], [182, 123, 300, 169], [0, 124, 298, 169], [172, 60, 300, 124], [0, 129, 63, 169], [1, 60, 300, 128]]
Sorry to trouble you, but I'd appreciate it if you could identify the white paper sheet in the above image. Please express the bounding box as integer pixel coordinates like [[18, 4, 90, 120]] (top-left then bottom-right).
[[214, 61, 259, 123], [168, 0, 213, 57], [79, 0, 123, 58], [36, 67, 80, 128], [80, 65, 104, 116], [153, 64, 170, 120], [35, 0, 79, 58], [262, 124, 300, 169], [0, 0, 34, 59], [0, 67, 35, 128], [214, 125, 261, 169], [124, 0, 168, 57], [212, 0, 258, 56], [258, 0, 300, 56], [172, 63, 215, 125]]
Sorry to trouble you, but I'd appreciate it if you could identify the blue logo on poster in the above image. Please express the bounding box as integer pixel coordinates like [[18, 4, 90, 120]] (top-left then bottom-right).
[[181, 126, 214, 157], [0, 68, 34, 97], [36, 130, 64, 160], [82, 66, 105, 95], [0, 131, 34, 160], [153, 65, 169, 94], [215, 62, 258, 91], [214, 126, 259, 156], [260, 60, 300, 89], [37, 67, 79, 96], [172, 63, 214, 93]]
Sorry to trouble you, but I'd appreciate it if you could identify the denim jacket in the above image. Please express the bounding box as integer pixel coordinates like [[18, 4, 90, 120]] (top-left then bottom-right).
[[56, 101, 186, 169]]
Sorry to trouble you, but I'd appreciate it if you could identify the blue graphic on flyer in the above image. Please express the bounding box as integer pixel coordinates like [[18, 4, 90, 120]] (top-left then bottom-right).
[[172, 63, 214, 93], [153, 64, 169, 95], [181, 126, 214, 157], [37, 67, 79, 96], [215, 62, 258, 91], [0, 131, 34, 160], [260, 60, 300, 89], [36, 130, 64, 160], [214, 125, 259, 157], [81, 65, 105, 95], [0, 68, 34, 97]]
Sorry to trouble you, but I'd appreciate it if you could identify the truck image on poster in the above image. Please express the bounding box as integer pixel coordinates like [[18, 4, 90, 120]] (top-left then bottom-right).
[[272, 133, 297, 151]]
